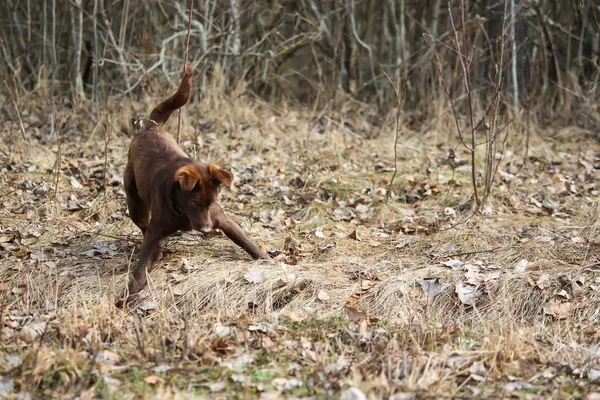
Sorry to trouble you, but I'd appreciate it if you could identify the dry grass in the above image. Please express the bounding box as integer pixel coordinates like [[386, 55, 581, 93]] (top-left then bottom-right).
[[1, 82, 600, 399]]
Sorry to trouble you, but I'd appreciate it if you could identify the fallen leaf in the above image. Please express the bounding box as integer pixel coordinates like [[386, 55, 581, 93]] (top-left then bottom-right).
[[215, 326, 232, 337], [138, 301, 157, 312], [439, 242, 457, 253], [589, 369, 600, 381], [419, 279, 444, 299], [320, 242, 336, 251], [390, 393, 417, 400], [209, 381, 226, 392], [542, 199, 558, 214], [444, 207, 456, 217], [171, 285, 184, 296], [395, 238, 413, 249], [514, 259, 528, 272], [534, 235, 553, 243], [0, 377, 14, 397], [0, 354, 22, 373], [272, 378, 303, 390], [440, 259, 465, 270], [536, 273, 550, 290], [483, 271, 502, 282], [505, 381, 533, 392], [100, 349, 120, 363], [341, 387, 367, 400], [345, 306, 366, 322], [558, 289, 571, 300], [248, 324, 268, 334], [348, 229, 360, 241], [244, 269, 265, 284], [70, 176, 83, 189], [180, 257, 192, 272], [143, 375, 164, 385], [455, 283, 483, 305], [317, 290, 330, 302], [543, 300, 573, 318], [361, 280, 374, 290], [469, 361, 487, 376], [18, 321, 47, 342]]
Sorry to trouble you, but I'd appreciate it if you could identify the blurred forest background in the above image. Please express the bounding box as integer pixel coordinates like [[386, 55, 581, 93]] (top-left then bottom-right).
[[1, 0, 599, 130]]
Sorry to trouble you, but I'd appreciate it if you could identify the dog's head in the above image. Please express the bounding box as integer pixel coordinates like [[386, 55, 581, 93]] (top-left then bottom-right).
[[173, 163, 233, 232]]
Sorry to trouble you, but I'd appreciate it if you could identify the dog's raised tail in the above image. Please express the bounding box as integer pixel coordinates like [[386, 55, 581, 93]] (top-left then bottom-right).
[[149, 67, 193, 126]]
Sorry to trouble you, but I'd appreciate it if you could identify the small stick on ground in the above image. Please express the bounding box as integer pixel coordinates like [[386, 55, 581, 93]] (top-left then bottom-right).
[[133, 316, 147, 358]]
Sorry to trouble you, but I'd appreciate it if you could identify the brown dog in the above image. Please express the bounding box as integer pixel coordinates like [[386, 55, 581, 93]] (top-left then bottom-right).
[[117, 67, 270, 307]]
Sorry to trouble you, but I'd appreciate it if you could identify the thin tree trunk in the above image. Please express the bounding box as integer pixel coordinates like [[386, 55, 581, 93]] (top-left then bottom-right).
[[510, 0, 518, 111], [50, 0, 57, 138], [42, 0, 47, 83], [432, 0, 442, 37], [73, 0, 85, 100], [93, 0, 99, 114]]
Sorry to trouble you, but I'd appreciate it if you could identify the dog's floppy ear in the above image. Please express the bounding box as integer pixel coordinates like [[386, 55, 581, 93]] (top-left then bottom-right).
[[174, 166, 200, 193], [208, 164, 233, 188]]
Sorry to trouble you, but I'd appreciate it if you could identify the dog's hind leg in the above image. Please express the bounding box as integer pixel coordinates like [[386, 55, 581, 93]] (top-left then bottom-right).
[[124, 165, 150, 235]]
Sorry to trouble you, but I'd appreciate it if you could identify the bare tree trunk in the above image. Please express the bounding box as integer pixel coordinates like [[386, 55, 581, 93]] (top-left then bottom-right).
[[228, 0, 241, 83], [26, 0, 31, 42], [42, 0, 47, 85], [350, 0, 378, 100], [432, 0, 442, 37], [9, 0, 35, 87], [73, 0, 85, 100], [399, 0, 407, 74], [510, 0, 519, 111], [119, 0, 130, 50], [93, 0, 99, 114], [50, 0, 57, 139]]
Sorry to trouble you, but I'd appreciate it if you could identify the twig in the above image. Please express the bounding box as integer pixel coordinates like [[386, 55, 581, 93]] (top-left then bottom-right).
[[177, 0, 194, 145], [4, 82, 28, 143], [449, 0, 480, 207], [589, 0, 600, 33], [0, 291, 6, 338], [103, 120, 110, 191], [378, 61, 407, 204], [350, 0, 379, 100], [133, 316, 147, 358], [180, 317, 189, 361], [446, 246, 506, 258], [423, 34, 470, 150], [50, 0, 61, 200]]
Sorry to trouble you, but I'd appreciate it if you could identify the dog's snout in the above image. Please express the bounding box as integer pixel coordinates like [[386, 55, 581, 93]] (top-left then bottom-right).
[[199, 222, 212, 233], [195, 213, 213, 233]]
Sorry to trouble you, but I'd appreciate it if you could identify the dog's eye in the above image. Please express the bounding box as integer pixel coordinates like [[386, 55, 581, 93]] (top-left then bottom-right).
[[189, 200, 200, 207]]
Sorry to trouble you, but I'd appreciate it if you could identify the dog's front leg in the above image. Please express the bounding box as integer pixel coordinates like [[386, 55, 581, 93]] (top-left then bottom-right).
[[117, 228, 163, 307], [210, 204, 271, 261]]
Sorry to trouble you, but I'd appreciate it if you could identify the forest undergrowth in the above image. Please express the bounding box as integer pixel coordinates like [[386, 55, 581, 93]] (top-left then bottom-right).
[[1, 85, 600, 399]]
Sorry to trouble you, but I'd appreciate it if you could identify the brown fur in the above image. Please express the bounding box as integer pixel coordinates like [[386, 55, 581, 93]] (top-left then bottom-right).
[[117, 67, 270, 307]]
